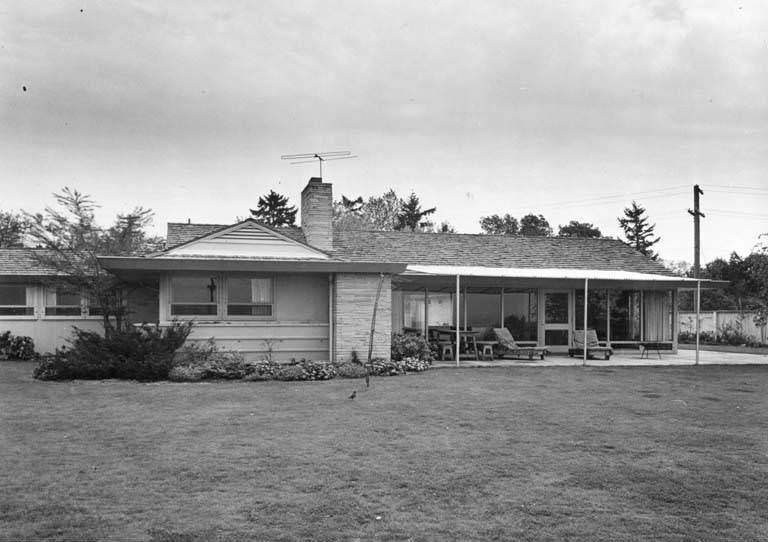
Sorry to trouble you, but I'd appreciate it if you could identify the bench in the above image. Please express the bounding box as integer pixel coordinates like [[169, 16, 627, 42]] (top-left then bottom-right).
[[639, 342, 674, 359]]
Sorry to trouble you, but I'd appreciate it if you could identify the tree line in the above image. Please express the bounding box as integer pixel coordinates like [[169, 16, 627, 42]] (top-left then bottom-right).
[[249, 188, 661, 258]]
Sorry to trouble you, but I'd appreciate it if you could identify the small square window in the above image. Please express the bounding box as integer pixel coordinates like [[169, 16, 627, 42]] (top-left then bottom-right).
[[170, 276, 218, 317]]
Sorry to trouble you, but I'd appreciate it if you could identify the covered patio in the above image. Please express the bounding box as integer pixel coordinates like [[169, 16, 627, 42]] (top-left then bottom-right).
[[392, 265, 717, 366]]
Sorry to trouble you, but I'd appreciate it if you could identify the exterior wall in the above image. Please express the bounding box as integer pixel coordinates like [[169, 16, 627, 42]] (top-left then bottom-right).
[[334, 273, 392, 362], [160, 272, 330, 361], [0, 283, 103, 354]]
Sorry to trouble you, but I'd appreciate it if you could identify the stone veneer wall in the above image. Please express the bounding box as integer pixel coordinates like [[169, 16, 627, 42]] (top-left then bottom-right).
[[334, 273, 392, 362]]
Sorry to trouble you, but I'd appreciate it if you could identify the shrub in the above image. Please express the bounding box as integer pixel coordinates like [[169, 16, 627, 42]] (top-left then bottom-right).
[[0, 331, 36, 360], [369, 358, 406, 377], [275, 364, 307, 381], [402, 356, 431, 372], [33, 321, 193, 381], [171, 339, 250, 380], [335, 361, 368, 379], [391, 333, 434, 362]]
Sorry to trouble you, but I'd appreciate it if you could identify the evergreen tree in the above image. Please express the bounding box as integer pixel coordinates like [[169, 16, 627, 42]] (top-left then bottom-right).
[[618, 201, 660, 259], [395, 192, 436, 232], [479, 213, 519, 235], [250, 190, 297, 227]]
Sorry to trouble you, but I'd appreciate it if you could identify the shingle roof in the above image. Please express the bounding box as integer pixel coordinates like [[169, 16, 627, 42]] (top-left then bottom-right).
[[0, 249, 63, 276], [166, 222, 307, 248], [330, 230, 674, 275]]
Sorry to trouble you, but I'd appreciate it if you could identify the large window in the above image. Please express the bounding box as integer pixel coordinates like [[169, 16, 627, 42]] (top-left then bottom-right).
[[170, 276, 218, 316], [504, 290, 537, 341], [402, 292, 425, 331], [644, 290, 673, 341], [45, 288, 82, 316], [0, 284, 33, 316], [227, 277, 273, 317], [575, 289, 608, 340], [467, 292, 500, 329], [610, 290, 641, 341]]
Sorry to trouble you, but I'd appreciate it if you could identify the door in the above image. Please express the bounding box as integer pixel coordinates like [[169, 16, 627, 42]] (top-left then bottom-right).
[[542, 290, 571, 353]]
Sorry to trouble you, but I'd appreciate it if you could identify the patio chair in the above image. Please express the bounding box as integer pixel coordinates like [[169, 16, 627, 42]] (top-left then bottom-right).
[[491, 328, 548, 360], [568, 329, 613, 360]]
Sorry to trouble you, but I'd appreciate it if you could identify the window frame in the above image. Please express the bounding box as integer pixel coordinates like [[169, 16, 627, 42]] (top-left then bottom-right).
[[44, 287, 85, 318], [169, 275, 221, 318], [0, 283, 35, 318], [224, 274, 275, 321]]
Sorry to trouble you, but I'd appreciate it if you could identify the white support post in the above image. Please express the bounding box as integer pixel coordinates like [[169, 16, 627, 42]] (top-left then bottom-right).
[[695, 280, 701, 366], [328, 273, 334, 362], [456, 274, 461, 367], [463, 286, 468, 331], [606, 289, 611, 347], [583, 278, 588, 366], [423, 288, 428, 337], [500, 287, 505, 328]]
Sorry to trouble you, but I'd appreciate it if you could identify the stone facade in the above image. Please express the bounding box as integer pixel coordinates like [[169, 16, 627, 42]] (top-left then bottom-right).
[[333, 273, 392, 362], [300, 178, 333, 252]]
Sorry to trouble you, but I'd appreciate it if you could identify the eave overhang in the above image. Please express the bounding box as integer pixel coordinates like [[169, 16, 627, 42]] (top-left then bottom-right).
[[98, 256, 406, 276]]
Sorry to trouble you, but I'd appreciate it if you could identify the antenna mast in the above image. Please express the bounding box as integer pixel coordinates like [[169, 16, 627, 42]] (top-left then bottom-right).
[[281, 151, 357, 179]]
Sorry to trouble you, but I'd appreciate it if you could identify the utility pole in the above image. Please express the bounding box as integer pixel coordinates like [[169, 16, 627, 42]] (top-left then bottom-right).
[[687, 185, 705, 278]]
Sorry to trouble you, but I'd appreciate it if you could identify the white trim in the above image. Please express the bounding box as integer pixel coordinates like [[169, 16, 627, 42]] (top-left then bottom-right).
[[404, 265, 705, 283]]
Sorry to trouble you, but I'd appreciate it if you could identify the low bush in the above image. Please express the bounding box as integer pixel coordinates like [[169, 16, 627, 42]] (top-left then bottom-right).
[[391, 332, 434, 362], [33, 321, 192, 381], [0, 331, 36, 360], [335, 361, 368, 379], [171, 339, 249, 380]]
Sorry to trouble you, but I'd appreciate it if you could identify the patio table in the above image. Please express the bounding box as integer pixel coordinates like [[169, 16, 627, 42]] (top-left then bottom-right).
[[433, 328, 480, 360]]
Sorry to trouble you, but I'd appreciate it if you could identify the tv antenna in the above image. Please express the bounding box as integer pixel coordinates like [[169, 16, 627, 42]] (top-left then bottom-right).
[[281, 151, 357, 179]]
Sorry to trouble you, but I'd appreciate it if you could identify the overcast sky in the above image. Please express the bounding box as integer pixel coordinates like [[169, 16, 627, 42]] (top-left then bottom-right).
[[2, 0, 766, 264]]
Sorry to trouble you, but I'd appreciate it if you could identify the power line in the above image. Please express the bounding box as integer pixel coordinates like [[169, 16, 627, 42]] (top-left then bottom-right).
[[524, 186, 689, 210], [708, 184, 768, 193]]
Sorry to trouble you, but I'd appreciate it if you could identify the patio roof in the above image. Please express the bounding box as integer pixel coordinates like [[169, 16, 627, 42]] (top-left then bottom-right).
[[396, 264, 725, 290]]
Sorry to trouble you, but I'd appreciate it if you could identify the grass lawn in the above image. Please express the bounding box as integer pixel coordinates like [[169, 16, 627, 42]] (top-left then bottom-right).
[[2, 362, 768, 541]]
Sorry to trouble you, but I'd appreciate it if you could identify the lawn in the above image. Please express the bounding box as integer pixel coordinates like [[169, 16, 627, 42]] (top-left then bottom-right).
[[1, 362, 767, 541]]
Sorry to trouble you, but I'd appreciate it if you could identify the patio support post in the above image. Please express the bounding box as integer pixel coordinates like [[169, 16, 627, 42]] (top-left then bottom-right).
[[456, 274, 460, 367], [583, 278, 588, 366], [328, 273, 334, 362], [695, 279, 701, 366], [463, 286, 468, 331], [423, 288, 428, 336]]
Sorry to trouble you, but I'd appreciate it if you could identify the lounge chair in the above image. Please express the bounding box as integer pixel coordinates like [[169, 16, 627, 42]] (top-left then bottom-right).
[[568, 329, 613, 360], [491, 328, 548, 360]]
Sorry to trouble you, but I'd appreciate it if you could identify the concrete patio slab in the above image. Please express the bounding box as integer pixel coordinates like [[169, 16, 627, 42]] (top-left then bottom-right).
[[432, 348, 768, 368]]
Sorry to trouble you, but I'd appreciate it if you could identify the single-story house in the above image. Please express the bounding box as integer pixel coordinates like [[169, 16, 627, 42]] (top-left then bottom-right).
[[0, 178, 713, 360]]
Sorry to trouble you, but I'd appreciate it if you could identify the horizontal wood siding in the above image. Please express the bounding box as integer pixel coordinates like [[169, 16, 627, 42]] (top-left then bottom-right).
[[186, 322, 329, 361]]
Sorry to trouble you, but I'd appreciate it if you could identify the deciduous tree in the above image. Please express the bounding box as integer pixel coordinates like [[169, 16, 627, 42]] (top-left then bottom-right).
[[558, 220, 601, 238], [479, 214, 519, 235], [519, 214, 552, 237]]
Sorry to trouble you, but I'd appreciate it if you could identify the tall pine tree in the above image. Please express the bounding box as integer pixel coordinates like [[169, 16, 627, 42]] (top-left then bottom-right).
[[250, 190, 297, 227], [395, 192, 436, 232], [618, 201, 660, 259]]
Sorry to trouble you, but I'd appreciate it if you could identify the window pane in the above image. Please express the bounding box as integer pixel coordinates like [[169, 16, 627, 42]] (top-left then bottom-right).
[[467, 292, 500, 329], [504, 290, 538, 341], [610, 290, 641, 341], [171, 304, 218, 316], [0, 285, 27, 306], [545, 292, 569, 324], [45, 288, 82, 316], [427, 293, 454, 327], [545, 329, 569, 345], [575, 289, 608, 340], [643, 290, 673, 341], [172, 277, 217, 303], [226, 277, 273, 318], [403, 293, 425, 330]]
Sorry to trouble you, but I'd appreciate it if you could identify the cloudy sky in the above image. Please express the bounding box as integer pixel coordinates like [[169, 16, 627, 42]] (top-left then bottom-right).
[[2, 0, 766, 264]]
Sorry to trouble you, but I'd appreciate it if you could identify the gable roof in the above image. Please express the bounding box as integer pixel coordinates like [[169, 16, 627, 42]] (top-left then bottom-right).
[[164, 222, 674, 275], [166, 221, 307, 249], [330, 230, 675, 275]]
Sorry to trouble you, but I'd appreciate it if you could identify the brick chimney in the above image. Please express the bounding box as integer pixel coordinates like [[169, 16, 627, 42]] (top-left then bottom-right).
[[301, 178, 333, 251]]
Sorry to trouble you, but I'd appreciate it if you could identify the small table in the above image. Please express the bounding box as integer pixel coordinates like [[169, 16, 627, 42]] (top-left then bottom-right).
[[639, 342, 673, 359], [433, 328, 480, 360]]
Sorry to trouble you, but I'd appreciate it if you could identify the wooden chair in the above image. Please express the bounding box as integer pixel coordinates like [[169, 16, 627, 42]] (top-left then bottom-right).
[[568, 329, 613, 360], [491, 328, 548, 360]]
